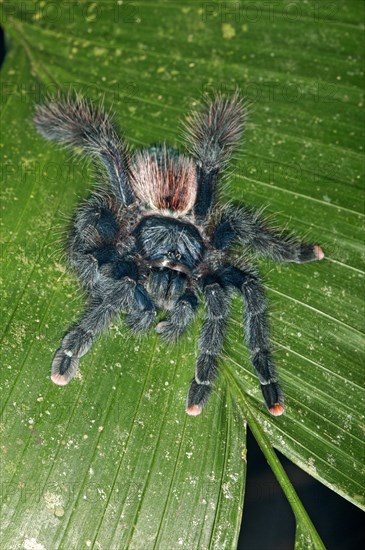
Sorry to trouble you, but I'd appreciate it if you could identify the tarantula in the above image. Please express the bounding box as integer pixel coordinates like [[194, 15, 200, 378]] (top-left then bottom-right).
[[34, 93, 324, 417]]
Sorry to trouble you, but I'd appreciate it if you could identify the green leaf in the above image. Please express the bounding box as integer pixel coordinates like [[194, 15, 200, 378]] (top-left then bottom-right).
[[1, 1, 364, 548]]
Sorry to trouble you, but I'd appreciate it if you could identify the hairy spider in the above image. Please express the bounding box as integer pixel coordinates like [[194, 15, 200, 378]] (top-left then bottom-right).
[[34, 93, 324, 417]]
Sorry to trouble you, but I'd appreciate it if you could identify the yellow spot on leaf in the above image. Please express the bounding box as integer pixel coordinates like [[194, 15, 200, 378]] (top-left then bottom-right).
[[222, 23, 236, 39]]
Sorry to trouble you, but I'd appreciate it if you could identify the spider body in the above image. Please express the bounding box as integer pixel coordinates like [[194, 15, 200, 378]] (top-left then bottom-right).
[[34, 94, 324, 417]]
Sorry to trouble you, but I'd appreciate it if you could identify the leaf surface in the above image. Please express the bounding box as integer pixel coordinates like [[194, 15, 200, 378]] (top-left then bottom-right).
[[1, 2, 364, 548]]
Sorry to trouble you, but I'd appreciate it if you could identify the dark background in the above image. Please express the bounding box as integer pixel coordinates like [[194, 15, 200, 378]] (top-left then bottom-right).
[[239, 429, 364, 549], [0, 25, 363, 550]]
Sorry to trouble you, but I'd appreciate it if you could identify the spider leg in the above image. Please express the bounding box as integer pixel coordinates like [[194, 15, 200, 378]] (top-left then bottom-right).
[[186, 276, 231, 416], [213, 206, 324, 263], [51, 265, 155, 385], [69, 195, 122, 289], [51, 279, 132, 385], [69, 192, 141, 294], [155, 290, 198, 342], [183, 93, 246, 218], [219, 265, 284, 416], [34, 95, 135, 205]]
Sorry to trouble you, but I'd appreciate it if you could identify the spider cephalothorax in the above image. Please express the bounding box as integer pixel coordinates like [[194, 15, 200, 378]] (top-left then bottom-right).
[[34, 93, 324, 417]]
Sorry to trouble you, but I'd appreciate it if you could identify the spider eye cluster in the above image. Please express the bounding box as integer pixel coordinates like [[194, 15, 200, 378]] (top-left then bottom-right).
[[167, 250, 182, 261]]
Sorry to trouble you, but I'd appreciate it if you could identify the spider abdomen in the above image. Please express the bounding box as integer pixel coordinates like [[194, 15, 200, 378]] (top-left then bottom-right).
[[130, 145, 197, 214]]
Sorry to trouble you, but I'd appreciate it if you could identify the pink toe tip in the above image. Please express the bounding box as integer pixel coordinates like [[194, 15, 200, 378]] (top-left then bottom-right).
[[314, 245, 324, 260], [51, 373, 69, 386], [269, 404, 284, 416], [186, 404, 203, 417], [155, 321, 166, 334]]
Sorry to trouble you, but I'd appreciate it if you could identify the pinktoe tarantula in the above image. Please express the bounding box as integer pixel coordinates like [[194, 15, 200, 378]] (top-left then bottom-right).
[[34, 93, 324, 417]]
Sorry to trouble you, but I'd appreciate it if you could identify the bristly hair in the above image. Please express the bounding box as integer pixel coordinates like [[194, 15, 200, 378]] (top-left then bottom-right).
[[129, 145, 197, 215], [183, 91, 248, 172], [33, 93, 134, 205]]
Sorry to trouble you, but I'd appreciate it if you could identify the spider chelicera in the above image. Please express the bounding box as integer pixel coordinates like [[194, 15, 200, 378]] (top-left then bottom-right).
[[34, 93, 324, 417]]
